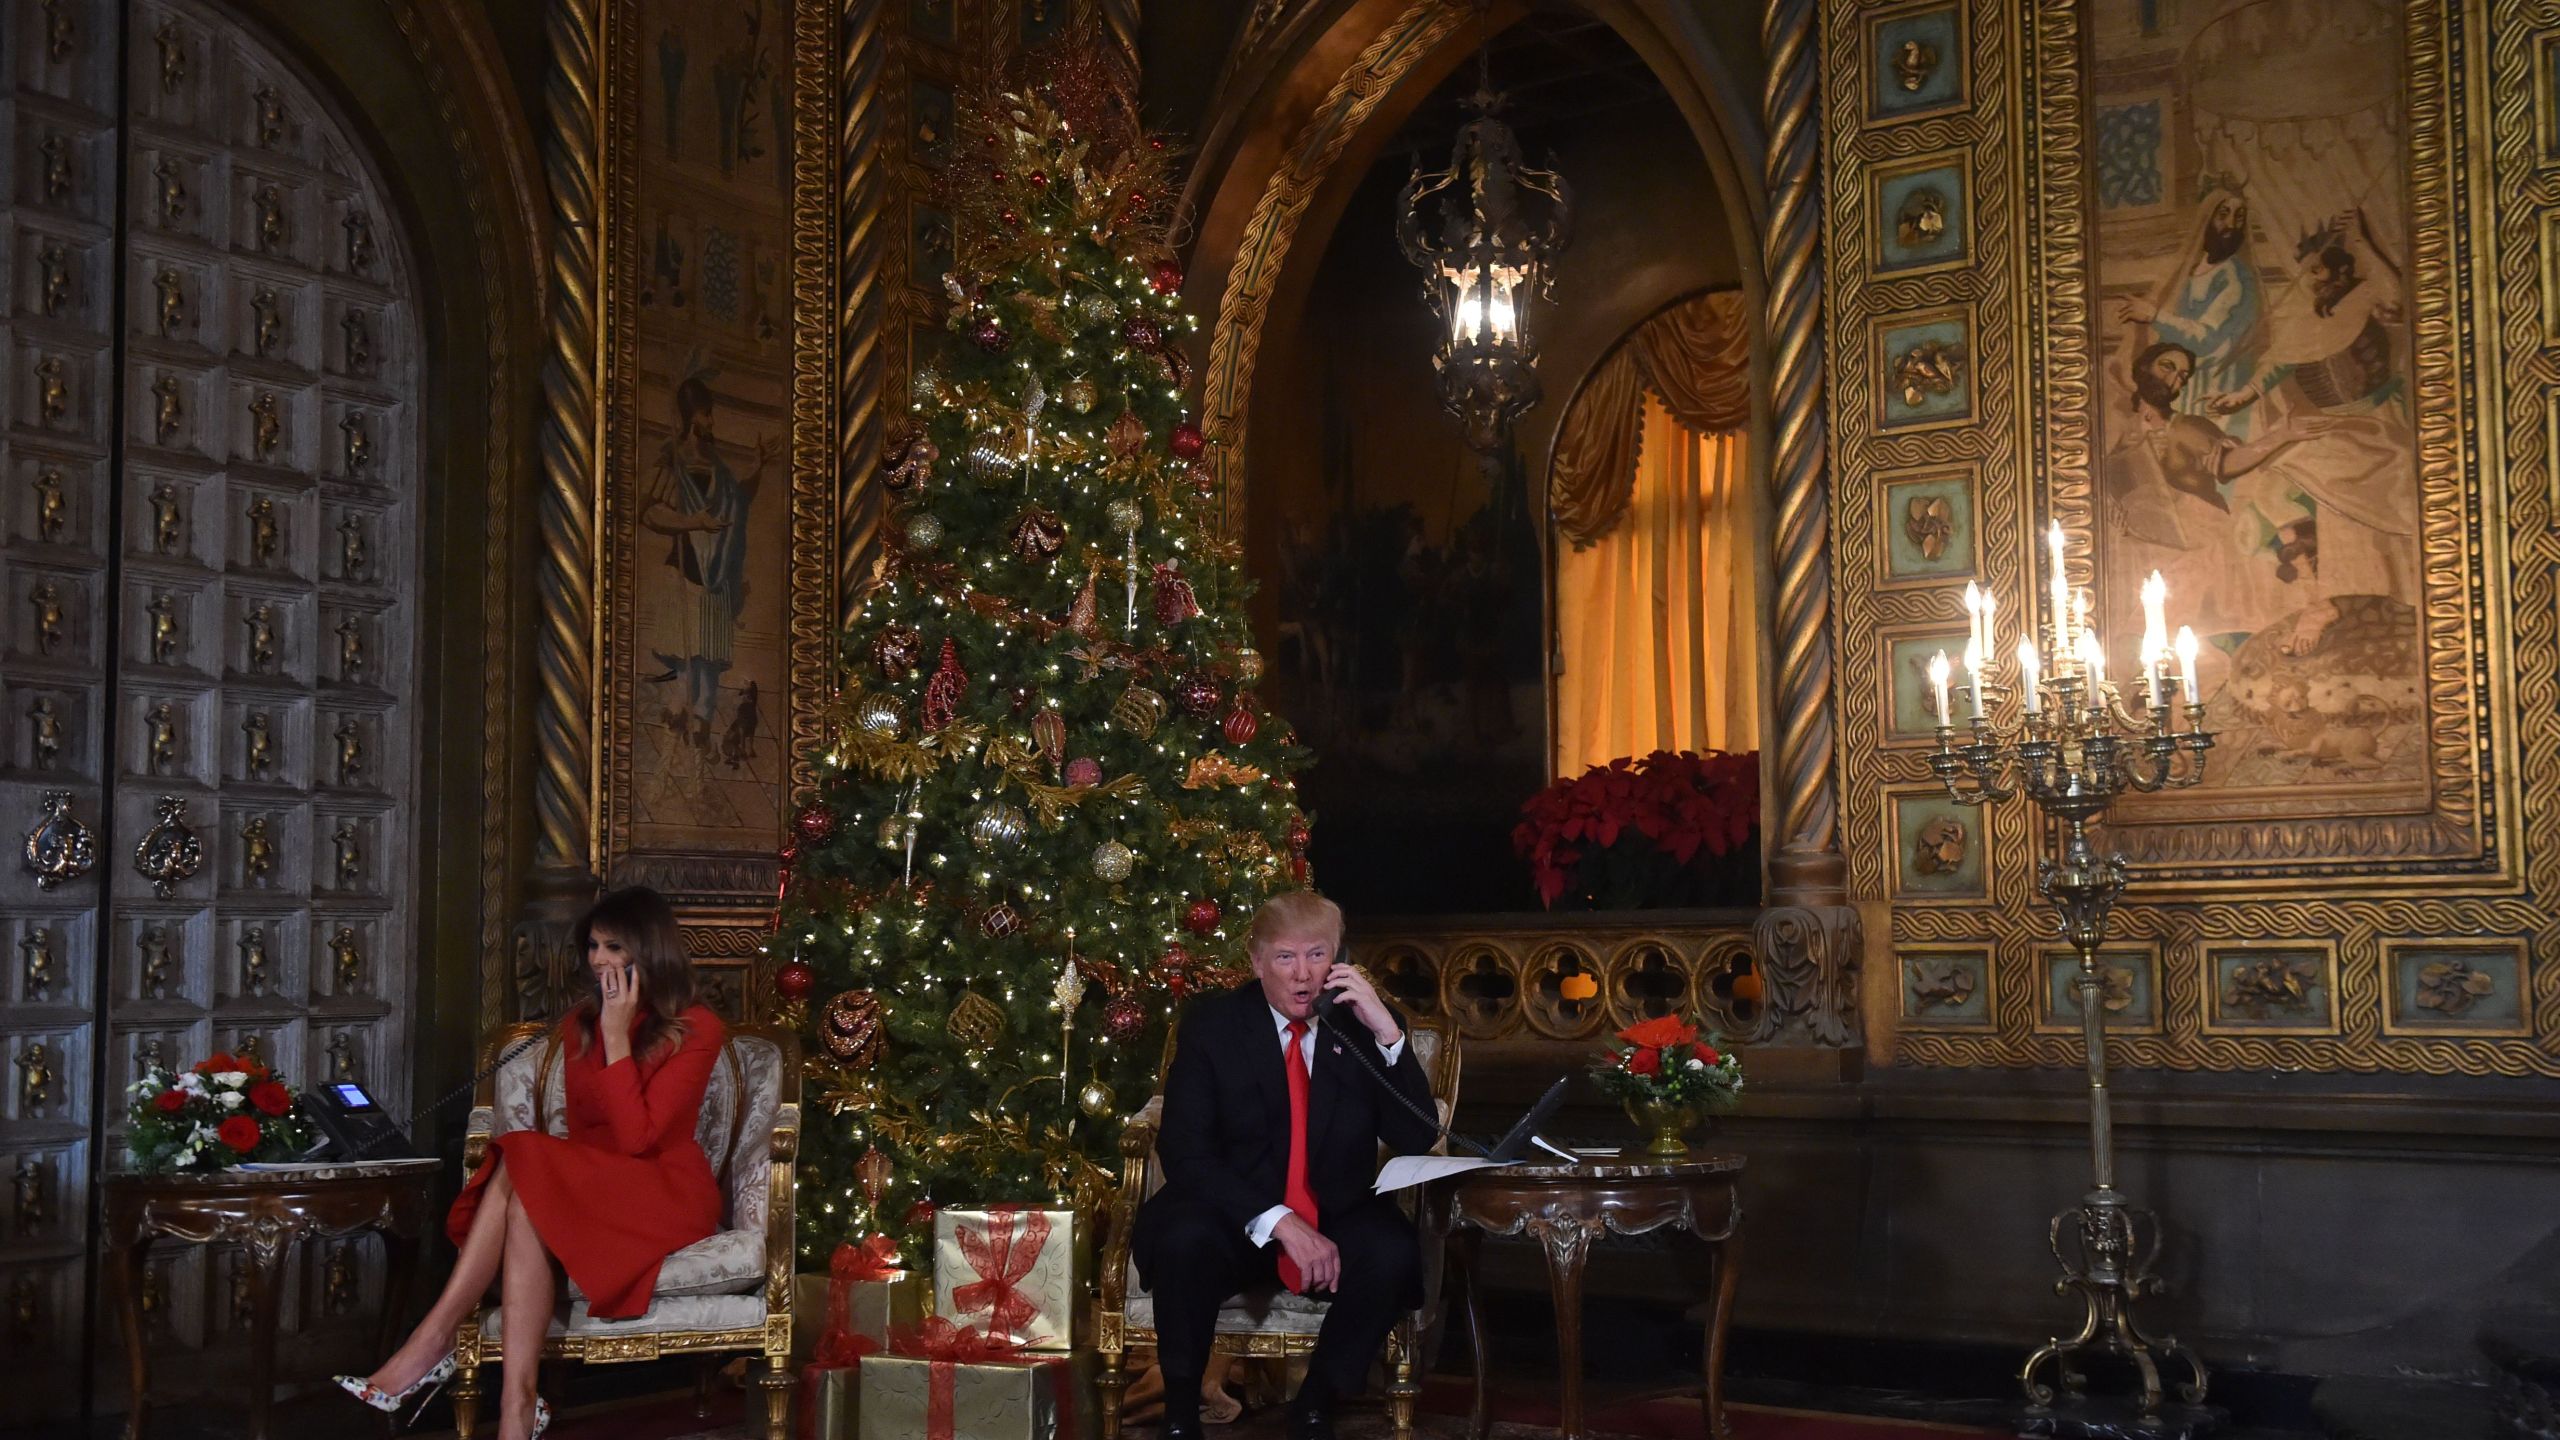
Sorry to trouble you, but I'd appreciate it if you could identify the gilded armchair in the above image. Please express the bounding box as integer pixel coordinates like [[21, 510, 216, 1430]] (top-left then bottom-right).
[[450, 1021, 800, 1440], [1094, 1016, 1461, 1439]]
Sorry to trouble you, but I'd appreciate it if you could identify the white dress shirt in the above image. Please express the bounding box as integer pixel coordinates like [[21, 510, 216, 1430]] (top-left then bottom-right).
[[1245, 1003, 1407, 1246]]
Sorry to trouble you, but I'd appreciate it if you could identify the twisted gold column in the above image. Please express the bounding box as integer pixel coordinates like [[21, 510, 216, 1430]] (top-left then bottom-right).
[[838, 0, 892, 624], [534, 0, 601, 877], [1749, 0, 1858, 1048]]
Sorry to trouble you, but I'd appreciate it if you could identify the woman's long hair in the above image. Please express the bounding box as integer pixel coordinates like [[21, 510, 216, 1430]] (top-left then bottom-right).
[[569, 886, 697, 1061]]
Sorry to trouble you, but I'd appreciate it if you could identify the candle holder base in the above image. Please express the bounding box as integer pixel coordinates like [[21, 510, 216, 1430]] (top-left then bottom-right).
[[2014, 1397, 2224, 1440], [2020, 1191, 2211, 1421]]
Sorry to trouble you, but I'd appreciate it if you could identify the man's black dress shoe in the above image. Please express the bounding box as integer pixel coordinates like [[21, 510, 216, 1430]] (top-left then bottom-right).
[[1156, 1418, 1204, 1440], [1286, 1398, 1338, 1440]]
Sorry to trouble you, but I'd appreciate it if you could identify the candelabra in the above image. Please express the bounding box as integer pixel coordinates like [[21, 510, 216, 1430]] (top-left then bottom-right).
[[1925, 548, 2217, 1423]]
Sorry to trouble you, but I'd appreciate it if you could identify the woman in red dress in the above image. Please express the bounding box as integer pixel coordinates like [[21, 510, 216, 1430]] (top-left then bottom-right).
[[336, 887, 726, 1440]]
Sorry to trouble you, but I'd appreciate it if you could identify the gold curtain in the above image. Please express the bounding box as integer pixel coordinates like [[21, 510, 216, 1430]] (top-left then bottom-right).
[[1553, 393, 1760, 774], [1549, 289, 1752, 548]]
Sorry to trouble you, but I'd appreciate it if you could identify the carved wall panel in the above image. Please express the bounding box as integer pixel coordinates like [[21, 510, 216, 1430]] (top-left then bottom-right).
[[1827, 0, 2560, 1077], [1, 0, 428, 1419]]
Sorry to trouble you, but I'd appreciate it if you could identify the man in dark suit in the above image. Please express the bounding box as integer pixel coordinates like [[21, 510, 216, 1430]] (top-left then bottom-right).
[[1131, 891, 1441, 1440]]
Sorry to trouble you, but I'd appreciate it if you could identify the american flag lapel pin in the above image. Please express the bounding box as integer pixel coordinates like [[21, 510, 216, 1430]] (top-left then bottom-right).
[[1331, 1042, 1343, 1055]]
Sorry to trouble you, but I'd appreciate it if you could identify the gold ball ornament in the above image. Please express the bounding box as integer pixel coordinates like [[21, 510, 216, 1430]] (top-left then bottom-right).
[[820, 989, 886, 1067], [854, 694, 905, 738], [968, 801, 1030, 851], [903, 512, 945, 550], [1077, 1077, 1117, 1118], [1106, 498, 1144, 534], [1076, 291, 1119, 327], [1063, 376, 1098, 414], [1091, 839, 1135, 882], [1232, 646, 1266, 684], [876, 815, 911, 851], [1112, 685, 1167, 739]]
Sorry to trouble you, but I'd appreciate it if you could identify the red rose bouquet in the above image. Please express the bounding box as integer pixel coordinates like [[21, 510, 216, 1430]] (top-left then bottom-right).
[[1591, 1014, 1744, 1108], [1512, 750, 1761, 910], [124, 1052, 316, 1172]]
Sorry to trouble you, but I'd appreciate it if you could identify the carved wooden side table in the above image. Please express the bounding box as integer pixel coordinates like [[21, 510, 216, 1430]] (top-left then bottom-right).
[[1436, 1149, 1744, 1440], [102, 1160, 438, 1440]]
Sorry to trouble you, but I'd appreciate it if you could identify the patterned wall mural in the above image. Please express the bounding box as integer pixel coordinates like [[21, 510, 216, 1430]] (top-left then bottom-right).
[[1827, 0, 2560, 1077]]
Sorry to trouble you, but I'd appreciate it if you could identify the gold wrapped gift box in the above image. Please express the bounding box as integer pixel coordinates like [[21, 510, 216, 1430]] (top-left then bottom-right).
[[854, 1348, 1095, 1440], [931, 1206, 1086, 1351]]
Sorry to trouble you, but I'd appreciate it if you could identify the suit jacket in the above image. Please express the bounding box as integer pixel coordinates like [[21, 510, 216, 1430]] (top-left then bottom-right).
[[1131, 981, 1440, 1286]]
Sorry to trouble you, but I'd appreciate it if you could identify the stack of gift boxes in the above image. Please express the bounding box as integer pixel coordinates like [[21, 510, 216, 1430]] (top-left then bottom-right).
[[801, 1207, 1093, 1440]]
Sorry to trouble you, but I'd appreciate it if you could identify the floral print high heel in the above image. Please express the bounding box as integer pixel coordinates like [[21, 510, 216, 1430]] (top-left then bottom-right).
[[331, 1350, 456, 1422]]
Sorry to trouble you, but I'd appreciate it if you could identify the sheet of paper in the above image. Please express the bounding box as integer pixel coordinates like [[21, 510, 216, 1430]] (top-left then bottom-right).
[[1374, 1154, 1507, 1193]]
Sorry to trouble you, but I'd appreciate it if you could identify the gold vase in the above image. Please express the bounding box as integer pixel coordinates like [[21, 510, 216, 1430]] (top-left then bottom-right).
[[1623, 1094, 1702, 1157]]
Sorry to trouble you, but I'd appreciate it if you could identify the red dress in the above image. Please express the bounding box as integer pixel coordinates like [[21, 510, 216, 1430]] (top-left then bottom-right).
[[448, 1005, 726, 1318]]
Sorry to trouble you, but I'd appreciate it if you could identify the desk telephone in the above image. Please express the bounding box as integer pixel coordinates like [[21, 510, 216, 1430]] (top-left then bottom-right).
[[298, 1032, 545, 1164]]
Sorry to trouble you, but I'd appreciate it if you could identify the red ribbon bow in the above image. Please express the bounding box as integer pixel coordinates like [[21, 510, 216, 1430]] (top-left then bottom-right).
[[893, 1317, 1032, 1440], [948, 1207, 1052, 1342], [832, 1233, 903, 1285]]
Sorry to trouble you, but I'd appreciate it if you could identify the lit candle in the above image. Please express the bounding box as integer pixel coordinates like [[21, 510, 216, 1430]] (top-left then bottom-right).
[[2017, 639, 2042, 714], [2175, 626, 2200, 703], [2081, 628, 2106, 692], [1928, 650, 1952, 728], [2047, 521, 2069, 657]]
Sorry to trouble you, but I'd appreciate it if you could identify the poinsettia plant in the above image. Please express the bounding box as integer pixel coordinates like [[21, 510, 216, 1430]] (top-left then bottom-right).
[[1513, 749, 1761, 910], [1590, 1014, 1744, 1106], [125, 1052, 316, 1173]]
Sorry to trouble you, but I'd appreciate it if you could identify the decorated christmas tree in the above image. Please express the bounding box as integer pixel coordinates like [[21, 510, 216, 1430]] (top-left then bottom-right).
[[774, 40, 1310, 1259]]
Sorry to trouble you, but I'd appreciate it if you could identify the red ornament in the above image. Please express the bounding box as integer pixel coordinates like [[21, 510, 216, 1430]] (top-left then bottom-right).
[[1166, 971, 1189, 998], [1103, 996, 1147, 1041], [1169, 423, 1206, 460], [1028, 170, 1048, 188], [1064, 757, 1103, 787], [1161, 941, 1194, 970], [1286, 815, 1311, 854], [980, 903, 1023, 939], [1173, 670, 1222, 718], [1290, 855, 1310, 884], [1222, 705, 1259, 745], [998, 207, 1020, 228], [1152, 561, 1201, 628], [1149, 261, 1184, 295], [795, 804, 839, 846], [775, 960, 816, 1001], [1123, 314, 1161, 349], [970, 317, 1011, 353], [1193, 469, 1218, 499], [905, 1200, 938, 1228], [1125, 190, 1146, 209], [1182, 898, 1222, 935], [922, 638, 968, 731]]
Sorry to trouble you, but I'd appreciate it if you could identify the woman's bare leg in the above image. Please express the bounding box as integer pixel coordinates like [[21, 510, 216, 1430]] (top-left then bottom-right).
[[368, 1161, 512, 1392], [498, 1191, 553, 1440]]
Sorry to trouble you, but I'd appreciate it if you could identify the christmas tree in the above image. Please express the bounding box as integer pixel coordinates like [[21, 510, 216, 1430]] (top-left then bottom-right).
[[774, 40, 1310, 1259]]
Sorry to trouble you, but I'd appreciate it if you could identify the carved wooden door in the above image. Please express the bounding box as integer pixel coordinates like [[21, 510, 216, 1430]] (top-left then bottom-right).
[[1, 0, 425, 1424]]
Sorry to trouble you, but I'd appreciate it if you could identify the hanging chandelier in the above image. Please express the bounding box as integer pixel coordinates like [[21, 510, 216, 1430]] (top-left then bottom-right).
[[1396, 55, 1573, 455]]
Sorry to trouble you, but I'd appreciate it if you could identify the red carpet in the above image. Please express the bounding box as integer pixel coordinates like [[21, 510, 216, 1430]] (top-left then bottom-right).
[[450, 1379, 1997, 1440]]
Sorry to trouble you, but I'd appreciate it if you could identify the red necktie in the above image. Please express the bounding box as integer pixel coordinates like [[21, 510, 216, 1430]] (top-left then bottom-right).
[[1275, 1019, 1321, 1292]]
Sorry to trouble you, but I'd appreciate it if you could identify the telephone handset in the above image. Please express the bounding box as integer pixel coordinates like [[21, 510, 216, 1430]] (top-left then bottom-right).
[[298, 1031, 547, 1164]]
